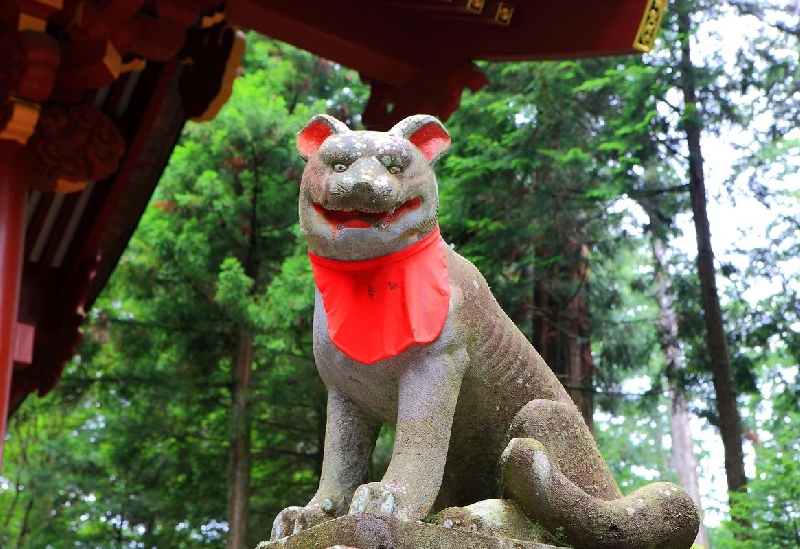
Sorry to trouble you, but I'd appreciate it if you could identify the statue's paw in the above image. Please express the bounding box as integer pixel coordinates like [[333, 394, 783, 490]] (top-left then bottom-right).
[[434, 500, 552, 543], [348, 482, 425, 521], [270, 506, 302, 541], [434, 506, 484, 533], [270, 502, 333, 541]]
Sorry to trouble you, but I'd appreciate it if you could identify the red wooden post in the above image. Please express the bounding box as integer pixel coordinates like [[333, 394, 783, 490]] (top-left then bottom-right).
[[0, 139, 29, 467]]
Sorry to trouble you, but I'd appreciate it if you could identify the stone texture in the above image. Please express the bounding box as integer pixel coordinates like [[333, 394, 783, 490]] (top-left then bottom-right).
[[269, 114, 701, 549], [255, 513, 566, 549]]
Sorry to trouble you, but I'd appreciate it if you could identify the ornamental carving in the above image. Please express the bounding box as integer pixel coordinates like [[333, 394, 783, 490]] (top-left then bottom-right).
[[28, 104, 126, 193], [633, 0, 668, 53], [0, 21, 60, 143]]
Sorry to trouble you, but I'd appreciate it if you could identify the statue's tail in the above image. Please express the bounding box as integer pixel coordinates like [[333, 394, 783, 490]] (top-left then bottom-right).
[[501, 438, 701, 549]]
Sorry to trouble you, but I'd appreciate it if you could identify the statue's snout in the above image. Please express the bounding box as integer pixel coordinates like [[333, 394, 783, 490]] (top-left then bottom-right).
[[333, 157, 400, 211]]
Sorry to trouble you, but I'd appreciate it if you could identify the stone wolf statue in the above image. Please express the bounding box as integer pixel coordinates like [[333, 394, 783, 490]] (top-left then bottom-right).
[[270, 114, 700, 549]]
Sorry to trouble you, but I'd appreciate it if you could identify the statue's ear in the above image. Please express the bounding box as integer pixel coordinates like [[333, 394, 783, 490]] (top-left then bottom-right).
[[297, 114, 350, 160], [390, 115, 451, 164]]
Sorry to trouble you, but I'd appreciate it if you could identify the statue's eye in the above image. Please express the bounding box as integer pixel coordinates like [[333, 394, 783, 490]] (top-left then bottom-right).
[[332, 163, 348, 173], [388, 165, 402, 175]]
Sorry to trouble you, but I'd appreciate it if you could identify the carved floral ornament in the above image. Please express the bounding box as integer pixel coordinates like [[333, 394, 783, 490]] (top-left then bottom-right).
[[28, 104, 125, 193]]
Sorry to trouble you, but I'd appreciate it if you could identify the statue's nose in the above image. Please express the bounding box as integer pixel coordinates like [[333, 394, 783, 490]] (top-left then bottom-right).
[[339, 159, 398, 207], [351, 180, 372, 196]]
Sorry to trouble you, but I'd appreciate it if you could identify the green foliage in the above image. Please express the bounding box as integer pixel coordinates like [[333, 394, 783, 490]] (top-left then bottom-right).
[[716, 367, 800, 548], [438, 58, 632, 341], [595, 391, 681, 492]]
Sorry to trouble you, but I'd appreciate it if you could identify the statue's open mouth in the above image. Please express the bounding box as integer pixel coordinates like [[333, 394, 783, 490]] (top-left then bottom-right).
[[313, 198, 421, 229]]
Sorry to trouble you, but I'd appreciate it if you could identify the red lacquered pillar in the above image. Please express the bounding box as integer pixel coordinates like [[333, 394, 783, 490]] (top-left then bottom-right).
[[0, 139, 29, 466]]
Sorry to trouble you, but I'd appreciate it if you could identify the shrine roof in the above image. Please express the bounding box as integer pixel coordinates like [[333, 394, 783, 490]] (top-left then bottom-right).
[[231, 0, 662, 85]]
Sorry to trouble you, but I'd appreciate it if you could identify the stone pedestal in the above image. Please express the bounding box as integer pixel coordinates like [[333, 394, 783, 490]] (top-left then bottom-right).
[[255, 514, 567, 549]]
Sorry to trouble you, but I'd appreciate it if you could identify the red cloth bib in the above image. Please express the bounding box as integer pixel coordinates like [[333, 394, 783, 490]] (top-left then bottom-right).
[[308, 226, 451, 364]]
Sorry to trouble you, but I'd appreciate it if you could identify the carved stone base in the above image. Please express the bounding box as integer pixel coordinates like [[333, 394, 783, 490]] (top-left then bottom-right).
[[255, 513, 567, 549]]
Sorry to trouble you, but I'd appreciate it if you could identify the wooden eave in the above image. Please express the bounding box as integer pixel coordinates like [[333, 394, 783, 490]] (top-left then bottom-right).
[[227, 0, 665, 85]]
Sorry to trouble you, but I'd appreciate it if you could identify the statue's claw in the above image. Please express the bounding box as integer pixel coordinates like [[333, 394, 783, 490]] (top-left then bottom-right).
[[271, 506, 301, 541], [434, 500, 553, 543], [348, 482, 424, 521], [270, 502, 333, 541]]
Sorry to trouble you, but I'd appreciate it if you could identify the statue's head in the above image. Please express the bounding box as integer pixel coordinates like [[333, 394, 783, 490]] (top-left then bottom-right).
[[296, 114, 450, 261]]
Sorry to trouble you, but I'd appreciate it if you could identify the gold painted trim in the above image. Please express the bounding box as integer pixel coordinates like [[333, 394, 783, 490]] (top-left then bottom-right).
[[37, 0, 64, 9], [54, 178, 88, 193], [465, 0, 484, 15], [494, 2, 513, 26], [105, 41, 123, 80], [201, 10, 226, 28], [121, 57, 148, 73], [633, 0, 668, 53], [18, 13, 46, 32], [0, 99, 41, 145], [18, 0, 64, 31]]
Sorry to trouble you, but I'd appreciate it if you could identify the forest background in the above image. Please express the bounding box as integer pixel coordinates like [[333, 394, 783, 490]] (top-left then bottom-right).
[[2, 1, 799, 548]]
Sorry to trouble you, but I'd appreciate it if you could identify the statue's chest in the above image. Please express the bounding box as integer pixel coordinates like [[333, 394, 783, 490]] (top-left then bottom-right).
[[313, 297, 401, 422]]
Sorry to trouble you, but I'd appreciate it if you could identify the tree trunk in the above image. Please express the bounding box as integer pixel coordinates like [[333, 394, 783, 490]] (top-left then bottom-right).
[[650, 228, 709, 548], [533, 239, 594, 432], [227, 327, 254, 549], [676, 0, 747, 496], [14, 498, 33, 549]]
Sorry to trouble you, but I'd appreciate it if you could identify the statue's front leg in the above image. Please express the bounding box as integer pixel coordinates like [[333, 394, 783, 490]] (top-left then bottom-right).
[[271, 389, 380, 540], [349, 349, 467, 521]]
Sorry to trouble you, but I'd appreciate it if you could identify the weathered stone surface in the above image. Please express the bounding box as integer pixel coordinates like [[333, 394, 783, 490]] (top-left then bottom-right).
[[269, 114, 701, 549], [255, 513, 566, 549]]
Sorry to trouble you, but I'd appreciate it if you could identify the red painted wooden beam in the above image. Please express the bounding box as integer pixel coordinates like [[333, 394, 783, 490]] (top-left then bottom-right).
[[0, 139, 30, 468], [228, 0, 659, 83]]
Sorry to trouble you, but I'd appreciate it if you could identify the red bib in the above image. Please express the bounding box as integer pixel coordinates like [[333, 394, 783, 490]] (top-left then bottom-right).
[[308, 226, 451, 364]]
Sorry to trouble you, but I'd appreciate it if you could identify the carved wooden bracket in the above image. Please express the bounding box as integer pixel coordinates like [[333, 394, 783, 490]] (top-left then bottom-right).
[[28, 104, 126, 193], [0, 7, 61, 144], [50, 0, 227, 101], [362, 59, 489, 130], [3, 0, 234, 145], [178, 22, 246, 121]]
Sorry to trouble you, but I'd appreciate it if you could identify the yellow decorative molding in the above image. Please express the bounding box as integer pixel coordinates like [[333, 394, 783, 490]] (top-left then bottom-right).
[[633, 0, 668, 53], [201, 10, 226, 29], [53, 178, 87, 193], [18, 13, 46, 32], [465, 0, 484, 15], [105, 40, 123, 80], [494, 2, 513, 26], [18, 0, 64, 31], [0, 99, 41, 145], [121, 57, 147, 73]]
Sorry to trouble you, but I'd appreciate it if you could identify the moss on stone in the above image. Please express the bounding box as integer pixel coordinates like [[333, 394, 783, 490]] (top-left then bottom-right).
[[256, 513, 568, 549]]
